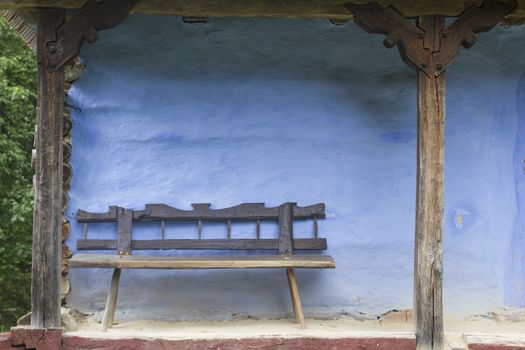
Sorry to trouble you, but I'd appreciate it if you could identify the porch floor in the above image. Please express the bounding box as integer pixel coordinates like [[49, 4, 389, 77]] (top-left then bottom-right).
[[62, 316, 525, 350]]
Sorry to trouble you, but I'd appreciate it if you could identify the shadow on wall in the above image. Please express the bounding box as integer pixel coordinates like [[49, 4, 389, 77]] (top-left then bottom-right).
[[73, 17, 416, 125]]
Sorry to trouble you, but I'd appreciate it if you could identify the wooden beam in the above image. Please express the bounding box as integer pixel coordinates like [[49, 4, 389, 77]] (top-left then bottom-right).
[[31, 8, 65, 329], [0, 0, 523, 20], [414, 16, 445, 350], [69, 253, 337, 269], [415, 69, 445, 350], [76, 238, 328, 251], [286, 268, 306, 329], [78, 202, 325, 222], [346, 2, 515, 349], [101, 268, 121, 332], [0, 9, 36, 52], [46, 0, 139, 69]]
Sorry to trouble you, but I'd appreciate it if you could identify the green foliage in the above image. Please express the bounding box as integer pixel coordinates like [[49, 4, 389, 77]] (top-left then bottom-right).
[[0, 17, 37, 329]]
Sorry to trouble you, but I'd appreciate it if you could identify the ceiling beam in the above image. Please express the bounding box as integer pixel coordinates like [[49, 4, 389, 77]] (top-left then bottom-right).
[[0, 0, 523, 21]]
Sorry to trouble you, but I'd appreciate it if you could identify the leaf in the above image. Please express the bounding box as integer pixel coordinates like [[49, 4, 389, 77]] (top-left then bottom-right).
[[0, 17, 36, 328]]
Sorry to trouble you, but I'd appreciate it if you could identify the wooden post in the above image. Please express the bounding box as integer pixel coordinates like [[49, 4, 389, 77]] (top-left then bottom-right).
[[413, 16, 445, 350], [414, 69, 445, 349], [278, 202, 294, 255], [286, 268, 306, 329], [414, 37, 445, 350], [29, 0, 138, 330], [101, 268, 122, 332], [345, 3, 515, 349], [31, 9, 65, 329]]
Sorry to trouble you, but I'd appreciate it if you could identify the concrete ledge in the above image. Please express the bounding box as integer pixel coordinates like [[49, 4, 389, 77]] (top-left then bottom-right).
[[467, 334, 525, 350], [0, 333, 13, 350], [469, 345, 525, 350], [7, 327, 62, 350], [4, 331, 525, 350], [2, 331, 416, 350], [63, 336, 416, 350]]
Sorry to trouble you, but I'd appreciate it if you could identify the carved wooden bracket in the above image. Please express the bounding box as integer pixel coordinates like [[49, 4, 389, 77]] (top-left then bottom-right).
[[346, 1, 516, 76], [45, 0, 139, 70]]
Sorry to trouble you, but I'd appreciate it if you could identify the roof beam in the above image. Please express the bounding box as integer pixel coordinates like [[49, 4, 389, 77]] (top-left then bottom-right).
[[0, 10, 36, 52], [0, 0, 523, 20]]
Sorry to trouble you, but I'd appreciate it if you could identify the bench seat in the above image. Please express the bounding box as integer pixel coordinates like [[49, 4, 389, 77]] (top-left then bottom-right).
[[70, 253, 336, 269], [74, 202, 334, 331]]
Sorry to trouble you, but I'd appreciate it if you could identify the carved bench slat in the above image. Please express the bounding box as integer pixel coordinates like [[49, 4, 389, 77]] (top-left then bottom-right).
[[78, 203, 326, 223], [77, 238, 328, 251], [69, 253, 336, 269], [78, 206, 118, 223]]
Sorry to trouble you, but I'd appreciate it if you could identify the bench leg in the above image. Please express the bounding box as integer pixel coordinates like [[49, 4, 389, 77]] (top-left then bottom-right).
[[286, 268, 306, 329], [101, 268, 121, 332]]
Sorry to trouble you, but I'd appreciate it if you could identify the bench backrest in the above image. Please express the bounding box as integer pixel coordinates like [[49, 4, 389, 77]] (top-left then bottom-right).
[[77, 202, 327, 256]]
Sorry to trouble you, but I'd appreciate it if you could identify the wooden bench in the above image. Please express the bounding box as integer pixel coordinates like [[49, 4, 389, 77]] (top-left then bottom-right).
[[69, 202, 335, 331]]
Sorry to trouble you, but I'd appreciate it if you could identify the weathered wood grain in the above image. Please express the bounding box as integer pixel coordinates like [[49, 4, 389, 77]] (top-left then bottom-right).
[[346, 3, 426, 72], [117, 208, 132, 255], [77, 206, 117, 223], [0, 0, 524, 20], [101, 268, 121, 332], [76, 238, 328, 251], [31, 8, 65, 329], [414, 54, 445, 350], [69, 254, 336, 269], [46, 0, 139, 69], [77, 203, 327, 253], [433, 1, 516, 74], [347, 1, 516, 77], [138, 202, 325, 221], [348, 3, 510, 347], [278, 203, 294, 255], [78, 203, 325, 222], [286, 268, 306, 329], [0, 9, 36, 52]]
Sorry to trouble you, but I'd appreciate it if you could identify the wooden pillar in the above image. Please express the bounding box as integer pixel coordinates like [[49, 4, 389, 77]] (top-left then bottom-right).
[[415, 66, 445, 350], [29, 0, 138, 329], [32, 9, 65, 329], [346, 2, 515, 349], [413, 16, 445, 350]]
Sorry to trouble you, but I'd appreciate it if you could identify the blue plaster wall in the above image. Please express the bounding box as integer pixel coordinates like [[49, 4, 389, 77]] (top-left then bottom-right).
[[66, 16, 525, 321]]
